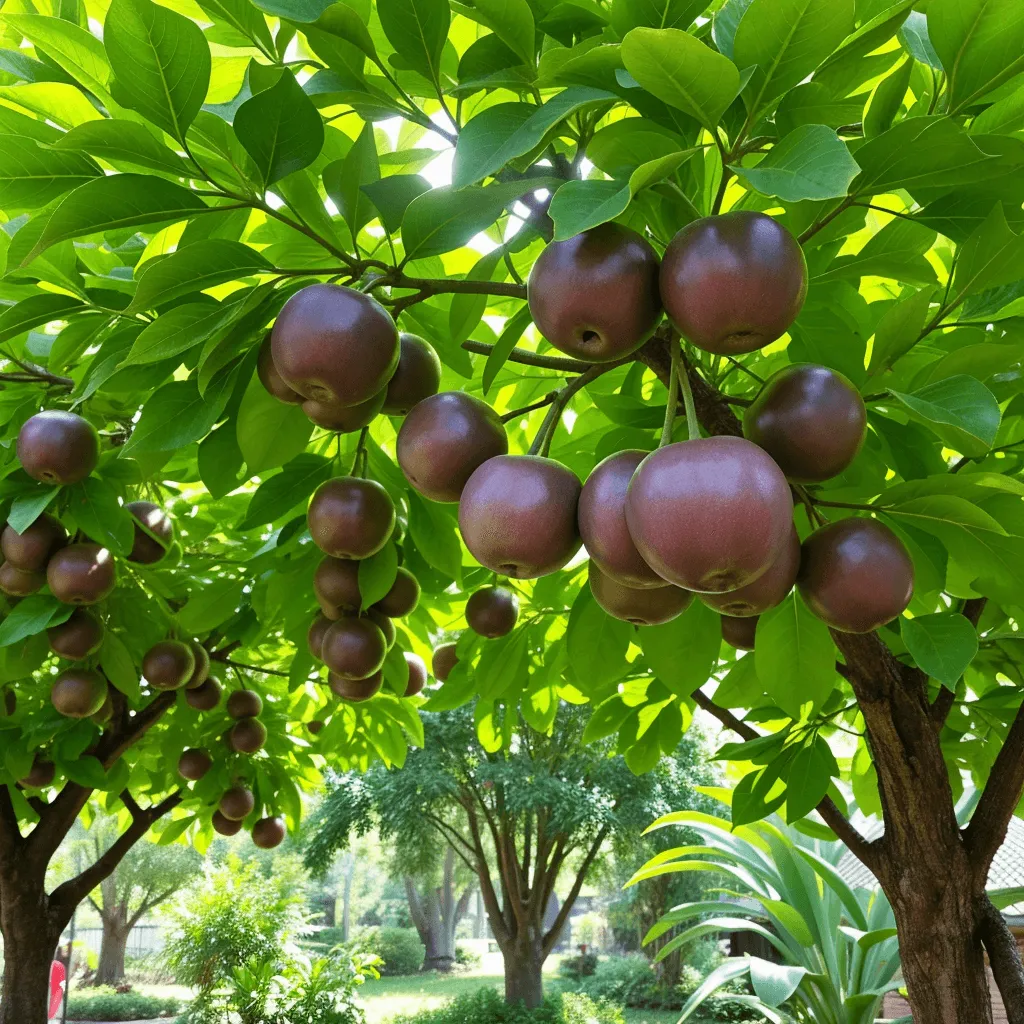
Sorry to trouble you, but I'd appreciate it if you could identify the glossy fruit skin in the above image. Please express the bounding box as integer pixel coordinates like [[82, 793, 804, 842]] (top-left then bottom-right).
[[404, 652, 427, 697], [178, 748, 212, 781], [397, 392, 508, 503], [578, 450, 663, 589], [314, 557, 362, 617], [329, 670, 382, 702], [213, 811, 243, 836], [721, 614, 758, 651], [432, 643, 459, 681], [47, 544, 116, 605], [384, 334, 442, 415], [257, 333, 303, 404], [271, 283, 399, 408], [229, 718, 268, 754], [322, 617, 387, 680], [459, 456, 582, 579], [368, 609, 396, 649], [17, 410, 99, 485], [219, 785, 255, 821], [125, 500, 174, 564], [701, 528, 800, 618], [185, 643, 210, 690], [660, 212, 807, 355], [20, 757, 55, 788], [252, 817, 287, 849], [92, 694, 114, 727], [797, 518, 914, 633], [0, 562, 45, 596], [372, 568, 420, 618], [466, 586, 519, 638], [51, 669, 108, 718], [227, 690, 263, 719], [308, 478, 395, 560], [143, 640, 196, 690], [528, 223, 662, 362], [186, 677, 222, 711], [625, 436, 794, 593], [48, 609, 104, 660], [589, 564, 692, 626], [303, 389, 386, 432], [308, 613, 333, 660], [744, 365, 867, 483], [1, 513, 66, 571]]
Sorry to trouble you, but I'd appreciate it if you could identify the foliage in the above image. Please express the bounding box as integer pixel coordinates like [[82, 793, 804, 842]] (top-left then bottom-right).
[[373, 926, 426, 976], [162, 855, 307, 995], [633, 812, 901, 1024], [387, 987, 625, 1024], [65, 989, 182, 1021], [455, 942, 482, 969], [557, 952, 598, 982]]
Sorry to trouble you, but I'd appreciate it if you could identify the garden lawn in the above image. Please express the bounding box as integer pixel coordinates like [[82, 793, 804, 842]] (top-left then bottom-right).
[[359, 971, 503, 1022], [621, 1013, 680, 1024]]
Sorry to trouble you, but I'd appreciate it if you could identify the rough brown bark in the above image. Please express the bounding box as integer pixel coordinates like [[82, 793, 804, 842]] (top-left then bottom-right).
[[978, 896, 1024, 1024], [502, 933, 545, 1009], [95, 905, 129, 987]]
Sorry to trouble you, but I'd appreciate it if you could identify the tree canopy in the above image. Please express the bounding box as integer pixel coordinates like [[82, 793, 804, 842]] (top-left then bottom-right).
[[1, 0, 1024, 1020]]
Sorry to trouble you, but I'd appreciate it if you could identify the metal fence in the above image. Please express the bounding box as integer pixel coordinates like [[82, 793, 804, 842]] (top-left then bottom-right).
[[70, 923, 165, 958]]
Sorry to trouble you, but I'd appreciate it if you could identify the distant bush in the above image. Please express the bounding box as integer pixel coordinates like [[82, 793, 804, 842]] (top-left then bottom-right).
[[557, 951, 599, 981], [455, 941, 482, 968], [66, 989, 181, 1021], [387, 987, 624, 1024], [375, 926, 426, 975]]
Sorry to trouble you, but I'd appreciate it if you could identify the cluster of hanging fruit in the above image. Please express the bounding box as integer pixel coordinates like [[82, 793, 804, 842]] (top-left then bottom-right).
[[1, 410, 283, 847]]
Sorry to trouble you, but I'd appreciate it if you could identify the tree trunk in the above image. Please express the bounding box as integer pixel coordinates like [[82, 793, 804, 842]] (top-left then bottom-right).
[[95, 907, 130, 987], [341, 853, 355, 942], [502, 934, 544, 1009]]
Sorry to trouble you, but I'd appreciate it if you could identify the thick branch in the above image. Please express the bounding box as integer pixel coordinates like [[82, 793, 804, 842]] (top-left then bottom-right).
[[387, 272, 526, 300], [542, 826, 609, 956], [978, 895, 1024, 1024], [964, 696, 1024, 881]]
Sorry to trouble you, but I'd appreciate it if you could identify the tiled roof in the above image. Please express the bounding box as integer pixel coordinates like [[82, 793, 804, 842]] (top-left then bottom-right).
[[838, 816, 1024, 917]]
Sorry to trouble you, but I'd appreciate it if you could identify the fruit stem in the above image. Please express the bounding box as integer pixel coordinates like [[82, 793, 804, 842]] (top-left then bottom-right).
[[350, 428, 369, 477], [659, 348, 680, 448], [527, 392, 565, 456], [670, 342, 701, 444]]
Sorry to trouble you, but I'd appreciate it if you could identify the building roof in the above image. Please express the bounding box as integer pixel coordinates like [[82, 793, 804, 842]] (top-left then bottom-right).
[[838, 815, 1024, 920]]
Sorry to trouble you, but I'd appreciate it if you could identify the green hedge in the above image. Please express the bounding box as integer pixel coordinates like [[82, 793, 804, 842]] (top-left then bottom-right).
[[388, 987, 624, 1024], [66, 989, 182, 1021]]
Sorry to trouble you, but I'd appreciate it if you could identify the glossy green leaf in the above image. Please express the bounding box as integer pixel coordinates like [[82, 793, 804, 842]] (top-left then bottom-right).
[[888, 375, 1001, 457], [784, 736, 838, 822], [0, 293, 85, 345], [238, 453, 331, 529], [377, 0, 449, 82], [235, 374, 313, 473], [0, 596, 70, 648], [640, 600, 722, 698], [952, 204, 1024, 300], [53, 119, 192, 176], [358, 543, 399, 611], [104, 0, 211, 142], [566, 587, 632, 690], [121, 379, 229, 455], [901, 612, 979, 687], [470, 0, 535, 66], [0, 135, 101, 210]]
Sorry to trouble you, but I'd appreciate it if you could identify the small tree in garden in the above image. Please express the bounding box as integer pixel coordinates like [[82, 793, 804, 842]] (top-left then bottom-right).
[[305, 705, 709, 1005], [2, 0, 1024, 1021]]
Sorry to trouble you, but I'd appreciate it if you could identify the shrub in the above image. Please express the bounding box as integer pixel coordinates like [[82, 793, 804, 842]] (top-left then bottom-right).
[[455, 942, 482, 968], [557, 951, 599, 981], [375, 926, 425, 976], [66, 989, 181, 1021], [572, 954, 657, 1007], [387, 987, 624, 1024]]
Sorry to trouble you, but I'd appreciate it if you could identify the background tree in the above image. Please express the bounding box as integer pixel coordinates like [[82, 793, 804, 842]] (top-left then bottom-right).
[[0, 1, 1023, 1022], [306, 704, 708, 1005], [64, 820, 202, 986]]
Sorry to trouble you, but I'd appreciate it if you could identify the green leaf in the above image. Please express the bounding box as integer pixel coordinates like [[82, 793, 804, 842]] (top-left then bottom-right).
[[929, 0, 1024, 115], [100, 631, 140, 701], [104, 0, 211, 142], [407, 493, 462, 582], [0, 293, 84, 345], [401, 177, 559, 260], [0, 135, 101, 210], [971, 83, 1024, 136], [358, 543, 399, 611], [817, 218, 938, 286], [901, 613, 978, 687], [197, 421, 245, 499], [178, 576, 245, 633], [733, 0, 855, 117], [470, 0, 535, 66], [749, 958, 809, 1006], [899, 11, 941, 68], [640, 600, 722, 698], [784, 736, 838, 822], [327, 122, 379, 239], [130, 241, 272, 312], [235, 373, 313, 473], [566, 587, 632, 690], [234, 70, 325, 185], [0, 596, 69, 648], [66, 477, 134, 557], [308, 2, 377, 58], [64, 755, 109, 790], [852, 116, 997, 196], [453, 88, 614, 189], [730, 125, 859, 202], [868, 286, 935, 375], [238, 453, 331, 529], [483, 305, 533, 395], [755, 593, 836, 718], [361, 174, 430, 234], [0, 14, 112, 100], [25, 174, 207, 262], [251, 0, 333, 20], [621, 27, 741, 131], [611, 0, 705, 34], [864, 56, 912, 138], [53, 119, 192, 177], [8, 488, 59, 534], [952, 204, 1024, 301], [121, 379, 228, 456], [122, 301, 239, 366], [377, 0, 450, 83], [888, 375, 1001, 458]]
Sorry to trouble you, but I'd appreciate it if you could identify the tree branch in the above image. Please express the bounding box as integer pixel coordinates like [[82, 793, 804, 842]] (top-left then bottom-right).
[[542, 825, 609, 957], [978, 895, 1024, 1024], [461, 340, 594, 373]]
